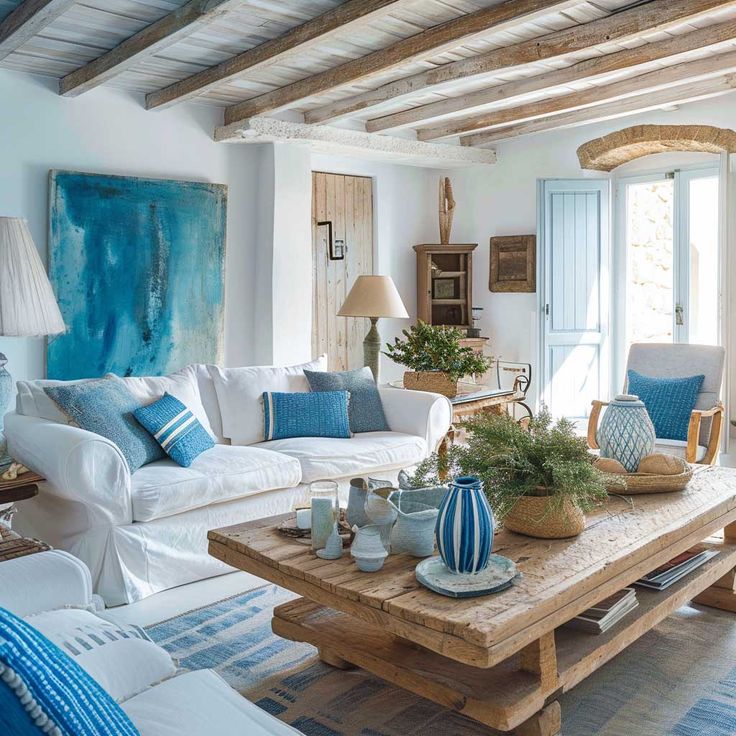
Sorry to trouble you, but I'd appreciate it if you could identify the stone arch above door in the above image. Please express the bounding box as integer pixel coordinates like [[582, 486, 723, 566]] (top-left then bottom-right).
[[577, 124, 736, 171]]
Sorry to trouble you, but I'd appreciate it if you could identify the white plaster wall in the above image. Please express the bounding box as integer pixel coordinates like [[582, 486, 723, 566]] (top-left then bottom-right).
[[0, 68, 262, 396], [446, 93, 736, 409]]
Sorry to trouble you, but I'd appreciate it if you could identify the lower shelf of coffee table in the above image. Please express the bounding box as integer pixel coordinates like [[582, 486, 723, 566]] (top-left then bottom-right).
[[272, 540, 736, 733]]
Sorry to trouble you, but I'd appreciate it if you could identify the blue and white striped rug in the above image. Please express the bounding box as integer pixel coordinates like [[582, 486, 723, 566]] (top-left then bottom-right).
[[146, 585, 736, 736]]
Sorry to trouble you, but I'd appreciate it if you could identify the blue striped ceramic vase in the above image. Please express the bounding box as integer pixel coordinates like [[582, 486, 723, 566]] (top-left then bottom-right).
[[436, 476, 494, 574]]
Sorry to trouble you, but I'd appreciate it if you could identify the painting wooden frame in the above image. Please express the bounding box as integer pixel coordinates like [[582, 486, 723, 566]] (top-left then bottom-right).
[[489, 235, 536, 293]]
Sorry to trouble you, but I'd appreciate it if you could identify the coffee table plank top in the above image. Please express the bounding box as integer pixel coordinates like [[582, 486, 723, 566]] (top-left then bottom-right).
[[209, 466, 736, 665]]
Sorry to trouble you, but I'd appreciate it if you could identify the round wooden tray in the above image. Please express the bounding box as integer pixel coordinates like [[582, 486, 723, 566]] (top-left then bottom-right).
[[606, 466, 694, 495], [278, 510, 354, 547]]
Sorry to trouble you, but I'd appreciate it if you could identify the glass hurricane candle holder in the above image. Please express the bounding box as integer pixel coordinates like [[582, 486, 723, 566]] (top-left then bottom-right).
[[309, 479, 339, 551]]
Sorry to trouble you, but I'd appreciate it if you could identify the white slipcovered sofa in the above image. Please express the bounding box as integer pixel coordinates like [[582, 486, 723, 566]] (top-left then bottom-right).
[[0, 550, 301, 735], [5, 360, 451, 606]]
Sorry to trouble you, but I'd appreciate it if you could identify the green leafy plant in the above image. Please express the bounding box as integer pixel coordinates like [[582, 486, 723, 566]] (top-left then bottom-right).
[[383, 321, 491, 381], [408, 407, 609, 519]]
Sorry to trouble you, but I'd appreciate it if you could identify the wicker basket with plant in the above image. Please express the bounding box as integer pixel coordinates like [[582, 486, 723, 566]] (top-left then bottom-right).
[[383, 321, 492, 398], [408, 407, 610, 538]]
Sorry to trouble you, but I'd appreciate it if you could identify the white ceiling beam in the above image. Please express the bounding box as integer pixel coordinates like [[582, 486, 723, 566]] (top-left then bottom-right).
[[366, 18, 736, 133], [60, 0, 243, 97], [461, 74, 736, 146], [145, 0, 411, 111], [214, 116, 497, 167], [220, 0, 583, 125], [0, 0, 75, 61], [304, 0, 736, 126], [418, 49, 736, 140]]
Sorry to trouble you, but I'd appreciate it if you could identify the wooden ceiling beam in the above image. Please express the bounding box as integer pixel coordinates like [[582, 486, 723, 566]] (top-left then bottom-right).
[[0, 0, 75, 61], [220, 0, 583, 126], [305, 0, 736, 126], [418, 50, 736, 140], [461, 74, 736, 146], [367, 18, 736, 133], [145, 0, 410, 111], [60, 0, 244, 97]]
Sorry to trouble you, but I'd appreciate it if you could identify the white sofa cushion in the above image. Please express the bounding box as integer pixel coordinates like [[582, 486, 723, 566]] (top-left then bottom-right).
[[123, 669, 301, 736], [654, 438, 707, 462], [210, 356, 326, 446], [26, 608, 176, 702], [256, 431, 427, 484], [131, 444, 302, 521], [15, 377, 92, 423], [109, 366, 216, 440], [193, 364, 226, 444]]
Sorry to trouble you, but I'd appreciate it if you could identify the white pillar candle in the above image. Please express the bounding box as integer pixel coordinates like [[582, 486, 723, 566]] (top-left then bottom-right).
[[311, 497, 334, 550], [295, 508, 311, 530]]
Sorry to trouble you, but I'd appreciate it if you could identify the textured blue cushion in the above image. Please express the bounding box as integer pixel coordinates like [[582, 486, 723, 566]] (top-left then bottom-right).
[[0, 606, 139, 736], [134, 393, 215, 467], [45, 379, 164, 473], [263, 391, 351, 441], [627, 369, 705, 441], [304, 367, 389, 434]]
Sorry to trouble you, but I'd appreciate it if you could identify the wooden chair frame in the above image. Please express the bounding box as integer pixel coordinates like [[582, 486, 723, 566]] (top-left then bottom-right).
[[587, 400, 724, 465]]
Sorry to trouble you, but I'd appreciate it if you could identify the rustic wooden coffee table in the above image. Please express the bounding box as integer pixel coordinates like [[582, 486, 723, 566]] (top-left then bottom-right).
[[209, 467, 736, 736]]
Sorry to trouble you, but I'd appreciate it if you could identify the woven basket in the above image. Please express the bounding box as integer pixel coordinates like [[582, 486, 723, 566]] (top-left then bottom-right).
[[504, 494, 585, 539], [403, 371, 458, 398], [606, 466, 693, 495]]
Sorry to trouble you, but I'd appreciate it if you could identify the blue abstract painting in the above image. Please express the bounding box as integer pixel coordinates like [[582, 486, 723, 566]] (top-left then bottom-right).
[[48, 171, 227, 379]]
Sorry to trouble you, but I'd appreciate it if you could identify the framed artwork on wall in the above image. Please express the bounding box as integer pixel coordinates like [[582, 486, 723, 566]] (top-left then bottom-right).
[[48, 170, 227, 379], [489, 234, 536, 293], [432, 277, 458, 300]]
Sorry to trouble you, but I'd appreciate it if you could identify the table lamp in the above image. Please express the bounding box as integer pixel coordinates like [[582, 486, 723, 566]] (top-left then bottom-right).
[[0, 217, 66, 464], [338, 275, 409, 382]]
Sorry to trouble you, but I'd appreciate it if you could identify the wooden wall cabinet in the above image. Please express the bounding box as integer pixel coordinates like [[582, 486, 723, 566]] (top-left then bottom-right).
[[414, 244, 477, 328]]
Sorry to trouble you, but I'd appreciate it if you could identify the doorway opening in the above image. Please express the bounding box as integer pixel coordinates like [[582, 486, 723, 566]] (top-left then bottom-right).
[[615, 166, 720, 380]]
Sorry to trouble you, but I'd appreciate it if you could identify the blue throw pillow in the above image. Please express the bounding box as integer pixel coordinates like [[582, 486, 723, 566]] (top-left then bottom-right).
[[263, 391, 351, 441], [0, 606, 140, 736], [627, 369, 705, 441], [134, 393, 215, 467], [45, 379, 164, 473], [304, 367, 389, 433]]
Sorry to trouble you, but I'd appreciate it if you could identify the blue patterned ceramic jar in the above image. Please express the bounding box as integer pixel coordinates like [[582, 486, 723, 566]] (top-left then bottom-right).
[[436, 476, 493, 574], [598, 394, 656, 473]]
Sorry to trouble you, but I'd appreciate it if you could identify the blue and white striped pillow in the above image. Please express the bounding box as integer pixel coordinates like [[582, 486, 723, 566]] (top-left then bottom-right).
[[0, 606, 140, 736], [134, 393, 214, 467]]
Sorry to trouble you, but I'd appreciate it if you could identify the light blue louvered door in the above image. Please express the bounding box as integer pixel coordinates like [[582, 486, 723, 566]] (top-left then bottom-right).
[[539, 180, 610, 421]]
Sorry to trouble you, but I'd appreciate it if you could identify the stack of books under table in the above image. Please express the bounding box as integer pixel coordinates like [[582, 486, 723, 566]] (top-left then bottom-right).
[[564, 545, 720, 635]]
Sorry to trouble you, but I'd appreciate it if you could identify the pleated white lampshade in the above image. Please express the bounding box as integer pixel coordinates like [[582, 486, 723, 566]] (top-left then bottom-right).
[[0, 217, 65, 337]]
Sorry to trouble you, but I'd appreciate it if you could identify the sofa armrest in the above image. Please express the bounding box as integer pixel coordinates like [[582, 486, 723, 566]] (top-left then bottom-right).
[[0, 550, 94, 617], [379, 387, 452, 453], [5, 412, 132, 526]]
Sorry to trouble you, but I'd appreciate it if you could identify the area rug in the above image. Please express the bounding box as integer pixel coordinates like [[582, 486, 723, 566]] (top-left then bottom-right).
[[146, 585, 736, 736]]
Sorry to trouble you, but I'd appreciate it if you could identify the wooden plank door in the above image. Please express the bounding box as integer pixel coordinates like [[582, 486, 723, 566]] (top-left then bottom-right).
[[312, 172, 374, 371], [539, 179, 610, 420]]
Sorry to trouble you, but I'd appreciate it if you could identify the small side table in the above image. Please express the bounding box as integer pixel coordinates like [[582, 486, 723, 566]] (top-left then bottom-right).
[[0, 470, 44, 529], [0, 471, 50, 562]]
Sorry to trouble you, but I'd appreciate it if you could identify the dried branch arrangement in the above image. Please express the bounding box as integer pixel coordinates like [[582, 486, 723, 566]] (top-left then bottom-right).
[[438, 176, 456, 244]]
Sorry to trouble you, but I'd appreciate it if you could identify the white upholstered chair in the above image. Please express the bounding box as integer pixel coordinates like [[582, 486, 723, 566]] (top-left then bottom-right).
[[588, 343, 725, 465]]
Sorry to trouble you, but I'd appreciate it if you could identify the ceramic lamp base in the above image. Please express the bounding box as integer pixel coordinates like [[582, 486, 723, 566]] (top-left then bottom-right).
[[415, 554, 518, 598], [363, 318, 381, 383]]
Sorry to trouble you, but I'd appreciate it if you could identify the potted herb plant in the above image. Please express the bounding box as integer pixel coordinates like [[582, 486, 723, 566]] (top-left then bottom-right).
[[383, 321, 491, 398], [409, 408, 609, 539]]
